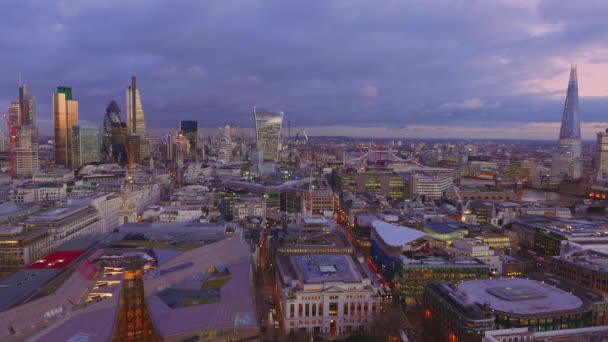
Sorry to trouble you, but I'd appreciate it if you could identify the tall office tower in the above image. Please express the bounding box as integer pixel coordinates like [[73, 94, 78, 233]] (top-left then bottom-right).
[[8, 101, 20, 128], [179, 120, 198, 158], [552, 66, 582, 179], [253, 107, 284, 161], [595, 129, 608, 183], [0, 129, 4, 152], [126, 76, 150, 163], [14, 127, 39, 178], [53, 87, 79, 166], [102, 100, 121, 159], [71, 126, 101, 169], [112, 255, 159, 341], [19, 84, 38, 143]]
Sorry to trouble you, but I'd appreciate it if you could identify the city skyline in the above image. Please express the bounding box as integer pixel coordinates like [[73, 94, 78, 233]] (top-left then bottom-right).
[[1, 1, 608, 139]]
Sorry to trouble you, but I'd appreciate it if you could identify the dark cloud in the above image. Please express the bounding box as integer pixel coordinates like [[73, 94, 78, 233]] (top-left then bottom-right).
[[0, 0, 607, 137]]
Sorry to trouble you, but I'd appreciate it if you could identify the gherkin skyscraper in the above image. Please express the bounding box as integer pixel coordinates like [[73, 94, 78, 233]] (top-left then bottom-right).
[[552, 65, 582, 179]]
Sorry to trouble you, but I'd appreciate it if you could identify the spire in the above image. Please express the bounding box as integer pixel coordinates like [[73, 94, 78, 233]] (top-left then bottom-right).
[[559, 65, 581, 140]]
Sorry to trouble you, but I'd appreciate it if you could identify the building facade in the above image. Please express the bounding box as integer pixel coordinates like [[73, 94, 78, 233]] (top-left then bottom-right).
[[53, 87, 79, 166], [126, 76, 150, 163], [71, 125, 100, 168], [552, 65, 582, 180], [276, 253, 380, 335], [595, 129, 608, 183], [253, 107, 283, 162]]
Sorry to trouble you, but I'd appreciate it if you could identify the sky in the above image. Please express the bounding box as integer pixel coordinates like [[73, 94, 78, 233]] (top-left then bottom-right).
[[1, 0, 608, 139]]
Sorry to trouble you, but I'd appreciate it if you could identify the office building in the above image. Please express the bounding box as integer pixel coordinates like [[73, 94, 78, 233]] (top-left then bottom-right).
[[14, 127, 39, 178], [126, 76, 150, 163], [422, 277, 599, 342], [508, 216, 608, 256], [275, 253, 381, 335], [552, 65, 582, 179], [71, 126, 100, 168], [483, 326, 608, 342], [179, 120, 198, 158], [8, 101, 19, 128], [102, 99, 126, 162], [53, 87, 79, 166], [19, 84, 37, 143], [370, 221, 487, 303], [595, 129, 608, 182], [253, 107, 283, 161]]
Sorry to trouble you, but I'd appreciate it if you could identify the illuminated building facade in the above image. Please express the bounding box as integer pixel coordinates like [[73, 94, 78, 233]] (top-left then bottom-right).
[[253, 107, 283, 161], [126, 76, 150, 163], [112, 254, 159, 341], [53, 87, 79, 166], [595, 129, 608, 183], [8, 101, 19, 128]]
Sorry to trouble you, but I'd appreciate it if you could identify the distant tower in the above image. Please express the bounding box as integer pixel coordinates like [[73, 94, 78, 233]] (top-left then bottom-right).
[[179, 120, 198, 159], [103, 100, 123, 160], [71, 126, 100, 169], [253, 107, 284, 162], [595, 129, 608, 183], [53, 86, 79, 166], [19, 83, 37, 143], [126, 76, 150, 163], [552, 66, 582, 179]]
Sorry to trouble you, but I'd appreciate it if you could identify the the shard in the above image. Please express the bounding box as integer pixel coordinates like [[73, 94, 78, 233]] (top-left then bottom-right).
[[552, 65, 582, 179]]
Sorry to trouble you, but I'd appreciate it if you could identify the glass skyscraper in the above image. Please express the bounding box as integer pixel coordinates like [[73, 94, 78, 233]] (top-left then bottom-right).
[[179, 120, 198, 158], [103, 100, 126, 162], [126, 76, 150, 163], [71, 125, 101, 169], [53, 87, 79, 166], [253, 107, 284, 161], [553, 66, 582, 179]]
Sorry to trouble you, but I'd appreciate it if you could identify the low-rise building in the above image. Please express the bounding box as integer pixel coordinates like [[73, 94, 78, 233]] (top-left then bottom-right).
[[275, 253, 380, 335], [423, 278, 599, 342]]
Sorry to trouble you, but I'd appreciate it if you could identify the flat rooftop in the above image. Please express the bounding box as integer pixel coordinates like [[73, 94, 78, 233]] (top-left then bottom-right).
[[456, 278, 584, 315], [294, 254, 360, 284], [0, 269, 59, 311], [514, 216, 608, 238]]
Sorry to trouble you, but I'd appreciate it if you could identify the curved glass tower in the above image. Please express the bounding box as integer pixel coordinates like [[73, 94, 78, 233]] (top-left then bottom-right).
[[253, 107, 283, 162]]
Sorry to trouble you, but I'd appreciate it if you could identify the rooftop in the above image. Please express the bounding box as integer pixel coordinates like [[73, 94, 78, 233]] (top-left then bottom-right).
[[455, 278, 584, 315], [295, 254, 359, 284], [372, 220, 428, 247], [513, 216, 608, 238]]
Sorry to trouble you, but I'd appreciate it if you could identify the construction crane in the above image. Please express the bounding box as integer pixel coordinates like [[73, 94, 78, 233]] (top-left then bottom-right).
[[3, 114, 16, 178], [114, 112, 133, 185]]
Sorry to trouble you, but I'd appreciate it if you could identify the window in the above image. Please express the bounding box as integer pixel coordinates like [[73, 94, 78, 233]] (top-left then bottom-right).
[[318, 303, 323, 316], [344, 303, 349, 315], [312, 303, 317, 316], [329, 303, 338, 316], [290, 304, 295, 318], [305, 303, 310, 317], [298, 304, 303, 317]]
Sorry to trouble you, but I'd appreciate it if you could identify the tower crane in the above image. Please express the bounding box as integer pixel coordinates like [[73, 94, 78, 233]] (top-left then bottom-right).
[[2, 114, 16, 178]]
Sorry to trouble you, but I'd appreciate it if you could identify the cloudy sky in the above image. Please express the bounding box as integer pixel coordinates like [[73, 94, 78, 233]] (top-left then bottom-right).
[[1, 0, 608, 139]]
